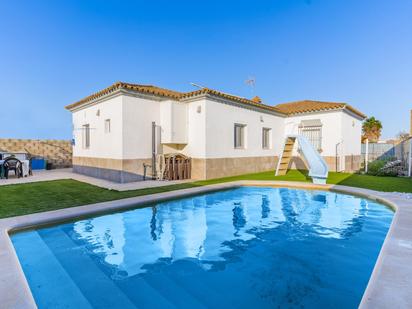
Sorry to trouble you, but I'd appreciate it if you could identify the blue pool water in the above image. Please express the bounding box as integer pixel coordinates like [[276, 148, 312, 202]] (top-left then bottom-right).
[[12, 187, 393, 308]]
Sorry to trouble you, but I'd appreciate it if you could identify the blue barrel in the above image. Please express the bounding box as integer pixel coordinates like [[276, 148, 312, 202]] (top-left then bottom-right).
[[32, 158, 46, 170]]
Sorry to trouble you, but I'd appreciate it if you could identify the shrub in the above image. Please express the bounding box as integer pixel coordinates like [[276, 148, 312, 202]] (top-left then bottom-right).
[[366, 160, 386, 176], [367, 159, 400, 177], [377, 169, 399, 177]]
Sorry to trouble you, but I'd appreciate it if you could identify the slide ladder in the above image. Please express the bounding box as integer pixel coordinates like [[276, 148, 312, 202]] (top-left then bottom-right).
[[276, 135, 329, 184]]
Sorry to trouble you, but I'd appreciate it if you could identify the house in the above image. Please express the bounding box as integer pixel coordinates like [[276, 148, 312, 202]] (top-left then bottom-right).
[[65, 82, 366, 183]]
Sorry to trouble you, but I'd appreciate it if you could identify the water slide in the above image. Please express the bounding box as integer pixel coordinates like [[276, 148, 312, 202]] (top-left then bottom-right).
[[276, 135, 329, 184]]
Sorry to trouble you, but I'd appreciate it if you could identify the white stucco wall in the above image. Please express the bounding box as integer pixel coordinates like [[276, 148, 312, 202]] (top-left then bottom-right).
[[72, 95, 124, 159], [183, 99, 207, 158], [285, 111, 343, 157], [122, 94, 161, 159], [285, 110, 363, 157], [160, 100, 188, 144], [341, 111, 363, 156], [71, 93, 363, 164], [203, 99, 285, 159]]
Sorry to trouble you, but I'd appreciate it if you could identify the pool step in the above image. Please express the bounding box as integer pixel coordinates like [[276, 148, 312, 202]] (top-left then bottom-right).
[[159, 259, 235, 308], [115, 275, 176, 309], [142, 268, 208, 309], [38, 227, 138, 308]]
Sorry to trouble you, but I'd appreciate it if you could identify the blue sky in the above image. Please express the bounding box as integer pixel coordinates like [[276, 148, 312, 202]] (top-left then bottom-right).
[[0, 0, 411, 139]]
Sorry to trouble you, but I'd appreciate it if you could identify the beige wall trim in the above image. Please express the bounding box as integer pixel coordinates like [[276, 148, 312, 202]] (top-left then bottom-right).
[[73, 157, 152, 175], [74, 155, 279, 181], [74, 154, 361, 182], [191, 156, 279, 180]]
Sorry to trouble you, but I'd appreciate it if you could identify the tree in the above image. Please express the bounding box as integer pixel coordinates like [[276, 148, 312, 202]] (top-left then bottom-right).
[[362, 117, 383, 142]]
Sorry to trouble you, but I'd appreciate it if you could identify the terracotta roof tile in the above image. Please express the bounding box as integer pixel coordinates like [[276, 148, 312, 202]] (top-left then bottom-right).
[[180, 88, 282, 113], [275, 100, 366, 119], [65, 82, 283, 114], [65, 83, 366, 119]]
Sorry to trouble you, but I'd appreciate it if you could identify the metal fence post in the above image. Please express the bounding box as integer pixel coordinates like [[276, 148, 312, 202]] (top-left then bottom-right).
[[152, 121, 156, 179], [365, 139, 369, 174]]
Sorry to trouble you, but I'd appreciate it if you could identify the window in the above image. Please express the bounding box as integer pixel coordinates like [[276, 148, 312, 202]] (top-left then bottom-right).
[[262, 128, 271, 149], [234, 124, 246, 149], [298, 119, 322, 152], [104, 119, 111, 133], [82, 124, 90, 149]]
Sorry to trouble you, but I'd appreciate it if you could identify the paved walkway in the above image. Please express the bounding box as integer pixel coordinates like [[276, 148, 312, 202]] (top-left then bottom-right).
[[0, 168, 191, 191]]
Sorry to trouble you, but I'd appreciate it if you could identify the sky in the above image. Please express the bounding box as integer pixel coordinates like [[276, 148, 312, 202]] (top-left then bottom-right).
[[0, 0, 411, 140]]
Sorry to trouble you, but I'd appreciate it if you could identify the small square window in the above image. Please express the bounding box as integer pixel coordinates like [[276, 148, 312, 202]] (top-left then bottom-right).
[[105, 119, 111, 133]]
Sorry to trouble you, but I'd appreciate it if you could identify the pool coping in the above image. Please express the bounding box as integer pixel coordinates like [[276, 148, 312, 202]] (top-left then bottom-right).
[[0, 181, 411, 308]]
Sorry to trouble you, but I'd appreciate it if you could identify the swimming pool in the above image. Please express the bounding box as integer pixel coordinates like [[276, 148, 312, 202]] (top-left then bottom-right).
[[11, 186, 393, 308]]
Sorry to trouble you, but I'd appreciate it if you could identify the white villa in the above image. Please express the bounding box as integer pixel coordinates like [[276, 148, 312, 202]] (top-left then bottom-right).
[[65, 82, 366, 183]]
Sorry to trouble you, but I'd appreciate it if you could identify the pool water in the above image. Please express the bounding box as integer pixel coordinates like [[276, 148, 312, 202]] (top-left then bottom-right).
[[12, 187, 393, 308]]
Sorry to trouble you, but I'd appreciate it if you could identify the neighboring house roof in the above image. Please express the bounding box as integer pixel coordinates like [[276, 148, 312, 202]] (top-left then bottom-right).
[[275, 100, 366, 119], [65, 82, 366, 119]]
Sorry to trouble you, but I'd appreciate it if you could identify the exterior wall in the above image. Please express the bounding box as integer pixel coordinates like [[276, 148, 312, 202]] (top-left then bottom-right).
[[285, 110, 363, 172], [72, 94, 158, 182], [183, 99, 207, 158], [341, 111, 363, 156], [72, 95, 124, 160], [161, 98, 283, 179], [285, 111, 343, 157], [203, 156, 279, 179], [69, 92, 364, 182], [122, 94, 161, 159], [160, 100, 188, 144], [204, 99, 285, 159], [183, 98, 284, 179], [72, 156, 151, 182]]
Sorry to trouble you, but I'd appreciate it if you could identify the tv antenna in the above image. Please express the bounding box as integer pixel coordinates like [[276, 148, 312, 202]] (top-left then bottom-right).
[[245, 77, 256, 95], [190, 82, 206, 89]]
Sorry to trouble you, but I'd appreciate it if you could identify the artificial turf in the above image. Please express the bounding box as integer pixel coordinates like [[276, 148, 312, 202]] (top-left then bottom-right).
[[1, 170, 411, 218]]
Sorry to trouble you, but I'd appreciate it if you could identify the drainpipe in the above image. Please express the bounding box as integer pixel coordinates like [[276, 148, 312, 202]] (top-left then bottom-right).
[[335, 142, 341, 172], [408, 138, 412, 177], [152, 121, 156, 179]]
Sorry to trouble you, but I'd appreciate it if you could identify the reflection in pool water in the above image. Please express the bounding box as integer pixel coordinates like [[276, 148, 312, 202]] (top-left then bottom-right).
[[12, 187, 393, 308]]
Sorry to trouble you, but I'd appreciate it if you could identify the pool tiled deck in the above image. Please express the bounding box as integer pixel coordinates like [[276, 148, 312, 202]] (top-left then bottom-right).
[[0, 181, 411, 308]]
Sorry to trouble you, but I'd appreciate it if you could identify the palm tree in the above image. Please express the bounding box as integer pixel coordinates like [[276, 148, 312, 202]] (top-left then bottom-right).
[[362, 117, 383, 142]]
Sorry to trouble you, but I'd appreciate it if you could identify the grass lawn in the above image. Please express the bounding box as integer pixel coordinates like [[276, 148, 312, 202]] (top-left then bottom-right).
[[1, 170, 411, 218]]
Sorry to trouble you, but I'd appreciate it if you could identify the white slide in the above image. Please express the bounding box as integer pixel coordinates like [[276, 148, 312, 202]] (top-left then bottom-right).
[[294, 135, 329, 184], [277, 135, 329, 184]]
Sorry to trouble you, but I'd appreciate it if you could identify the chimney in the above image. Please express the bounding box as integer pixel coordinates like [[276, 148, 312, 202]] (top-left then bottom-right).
[[251, 96, 262, 104]]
